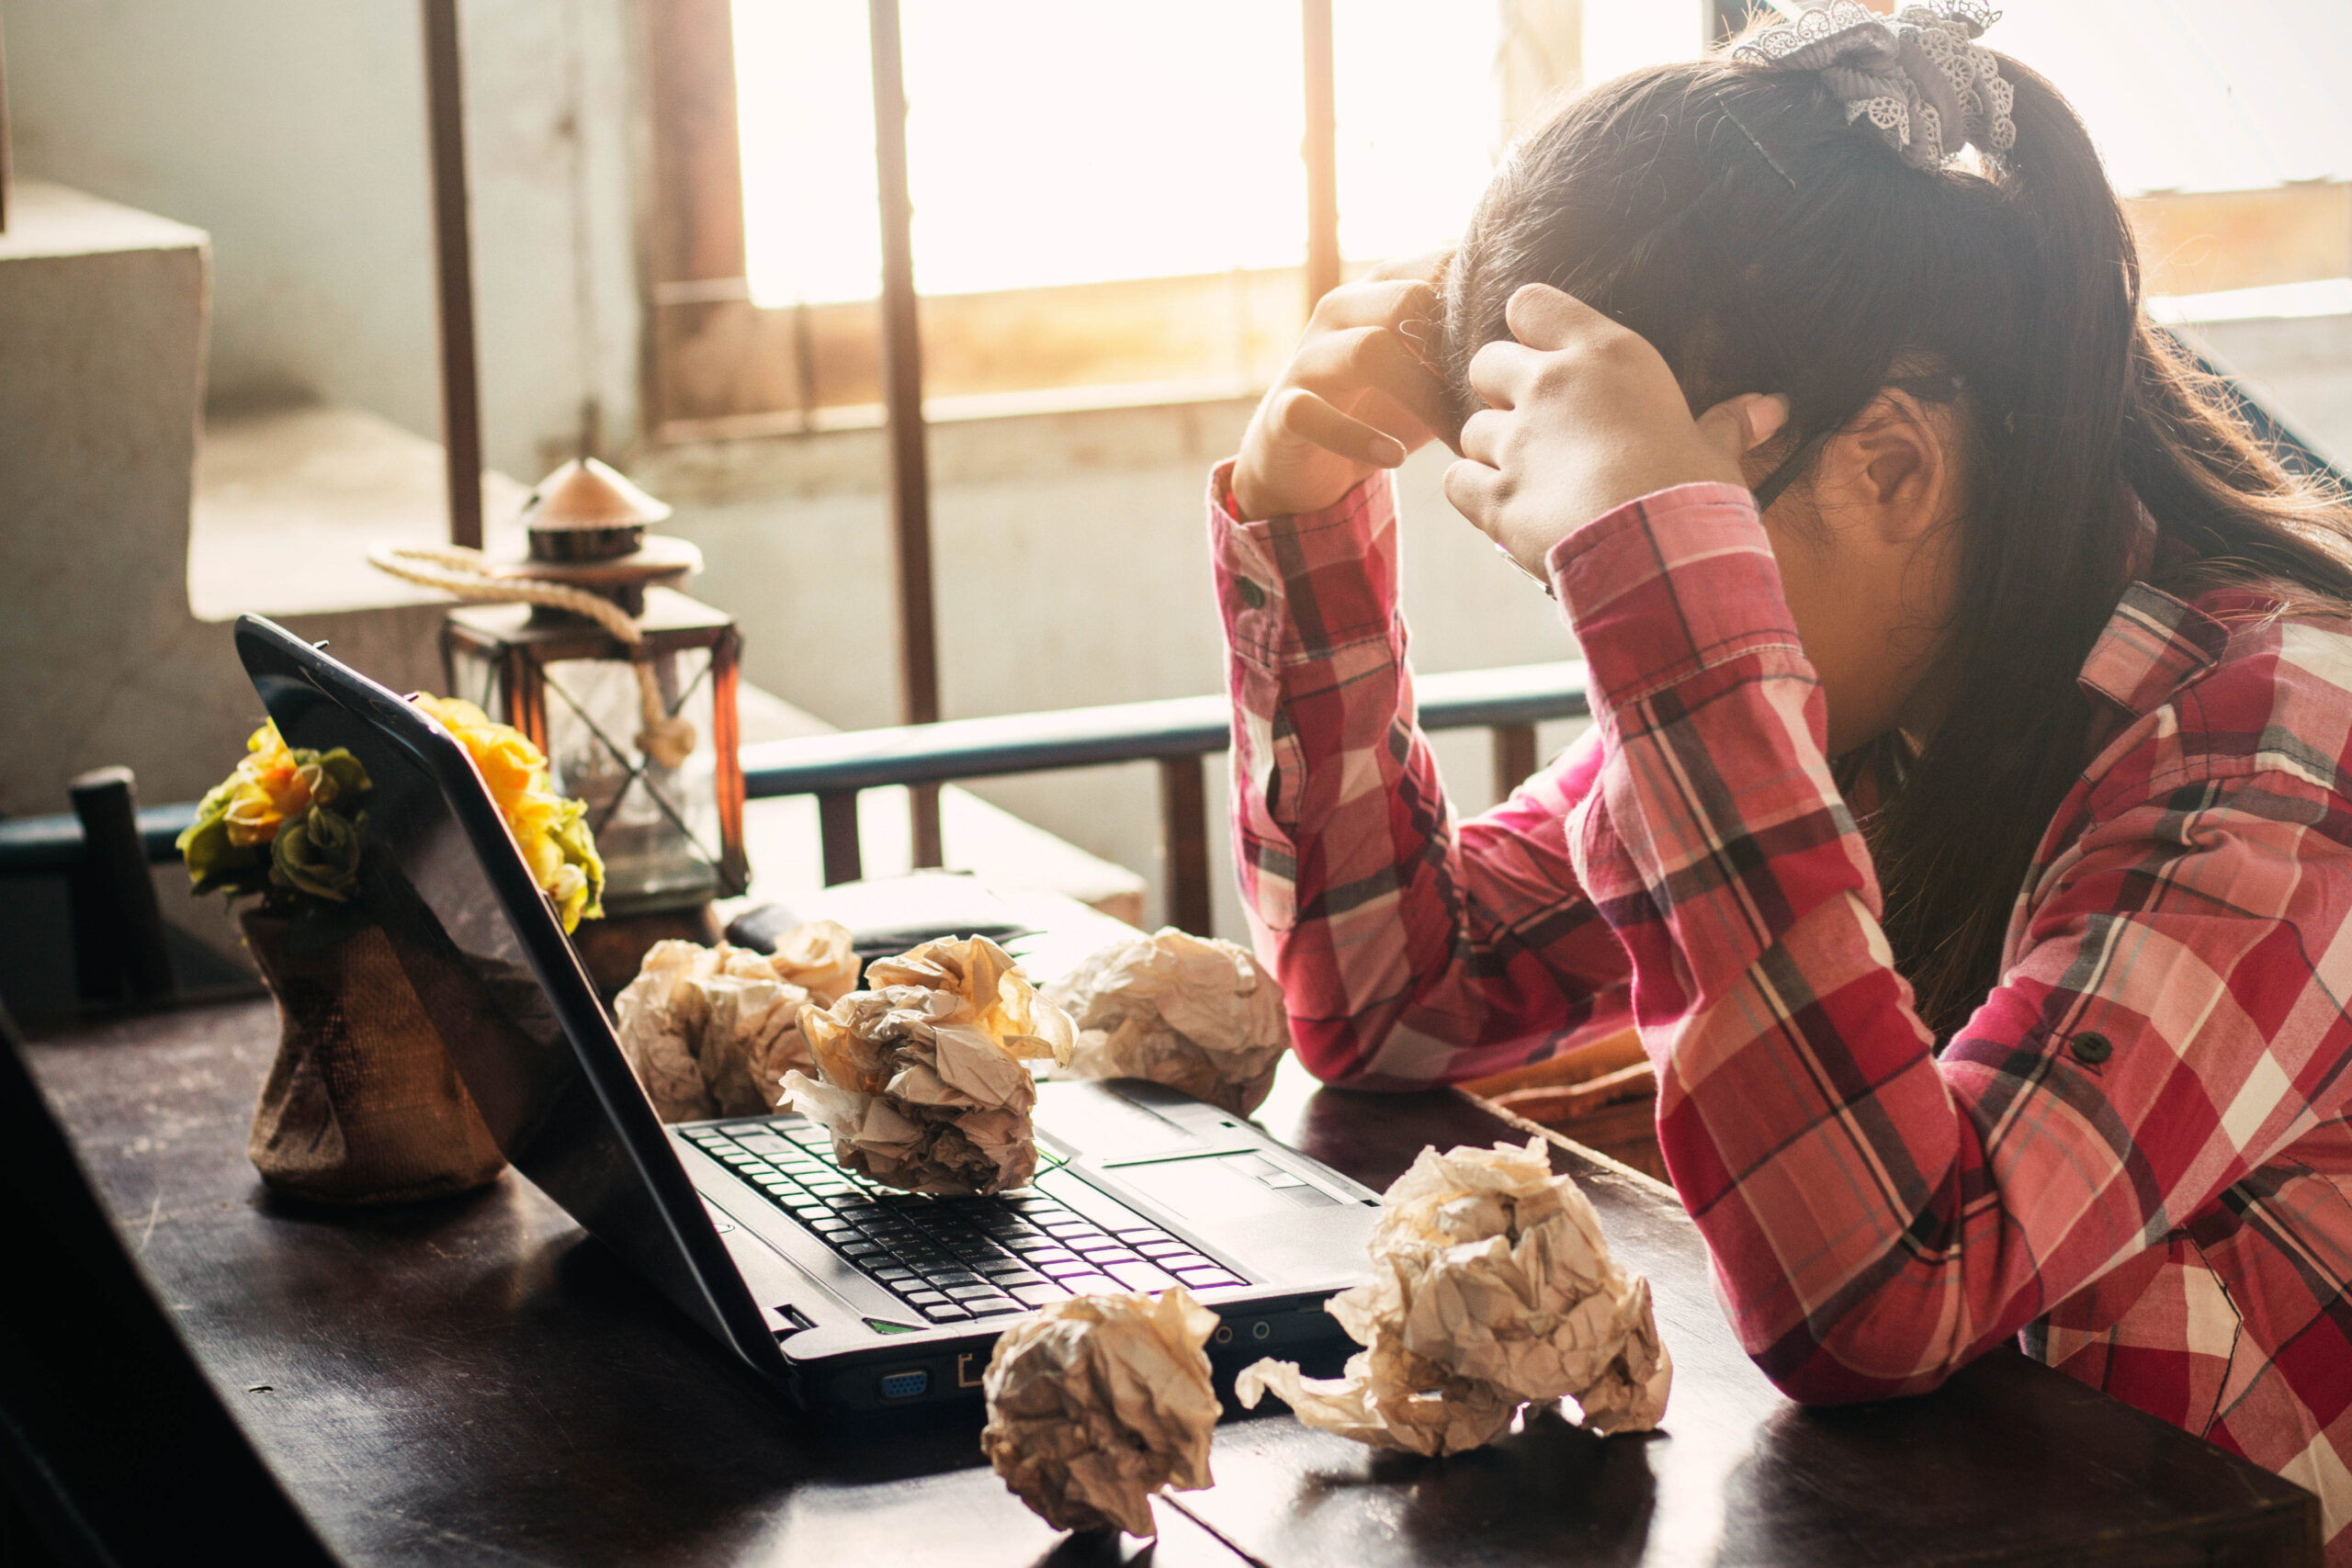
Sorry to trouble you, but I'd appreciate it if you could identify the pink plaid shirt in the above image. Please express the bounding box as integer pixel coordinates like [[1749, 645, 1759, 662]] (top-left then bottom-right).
[[1213, 462, 2352, 1554]]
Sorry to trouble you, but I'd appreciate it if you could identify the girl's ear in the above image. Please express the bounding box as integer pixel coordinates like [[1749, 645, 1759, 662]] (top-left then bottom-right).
[[1818, 389, 1962, 544]]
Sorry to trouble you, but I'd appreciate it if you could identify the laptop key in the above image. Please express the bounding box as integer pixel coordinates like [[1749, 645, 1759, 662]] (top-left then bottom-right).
[[942, 1282, 1004, 1301], [1055, 1272, 1117, 1294], [1077, 1245, 1132, 1264], [1174, 1266, 1246, 1288], [1135, 1239, 1190, 1258], [1035, 1258, 1100, 1280], [872, 1265, 915, 1282], [920, 1303, 974, 1323], [1156, 1252, 1218, 1271], [961, 1297, 1024, 1317], [1008, 1281, 1071, 1307], [1102, 1260, 1181, 1292], [1002, 1235, 1065, 1255], [841, 1243, 887, 1260]]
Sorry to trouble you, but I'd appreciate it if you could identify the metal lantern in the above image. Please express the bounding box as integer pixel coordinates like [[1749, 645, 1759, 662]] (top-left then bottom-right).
[[440, 459, 747, 917]]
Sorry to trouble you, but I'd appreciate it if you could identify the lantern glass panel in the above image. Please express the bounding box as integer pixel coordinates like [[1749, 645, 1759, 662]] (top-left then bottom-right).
[[441, 591, 747, 919], [447, 640, 503, 716], [540, 649, 723, 911]]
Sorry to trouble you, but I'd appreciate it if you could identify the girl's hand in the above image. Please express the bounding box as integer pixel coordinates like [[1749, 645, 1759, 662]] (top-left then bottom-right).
[[1229, 254, 1457, 524], [1442, 284, 1789, 577]]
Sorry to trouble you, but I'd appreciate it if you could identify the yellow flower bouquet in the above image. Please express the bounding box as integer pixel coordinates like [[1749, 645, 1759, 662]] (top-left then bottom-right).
[[411, 695, 605, 932], [185, 697, 605, 1206], [177, 720, 374, 916], [179, 699, 605, 938]]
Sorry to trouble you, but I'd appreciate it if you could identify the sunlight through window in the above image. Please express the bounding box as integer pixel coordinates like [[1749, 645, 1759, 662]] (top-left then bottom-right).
[[734, 1, 1566, 307]]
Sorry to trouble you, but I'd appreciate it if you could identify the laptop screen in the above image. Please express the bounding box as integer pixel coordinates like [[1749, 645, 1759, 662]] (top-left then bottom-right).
[[236, 616, 768, 1362]]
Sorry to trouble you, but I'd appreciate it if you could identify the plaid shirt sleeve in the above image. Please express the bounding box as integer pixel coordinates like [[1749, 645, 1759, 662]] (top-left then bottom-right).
[[1208, 461, 1634, 1089], [1554, 482, 2352, 1405]]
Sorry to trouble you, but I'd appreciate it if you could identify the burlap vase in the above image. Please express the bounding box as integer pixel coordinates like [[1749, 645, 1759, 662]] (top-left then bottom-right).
[[242, 908, 506, 1204]]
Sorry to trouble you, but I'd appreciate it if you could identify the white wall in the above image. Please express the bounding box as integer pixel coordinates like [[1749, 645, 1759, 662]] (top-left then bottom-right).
[[6, 0, 641, 483], [641, 397, 1591, 938]]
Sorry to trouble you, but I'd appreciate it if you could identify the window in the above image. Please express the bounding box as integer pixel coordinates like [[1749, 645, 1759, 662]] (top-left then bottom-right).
[[731, 1, 1498, 308], [642, 0, 2352, 444], [647, 0, 1623, 438]]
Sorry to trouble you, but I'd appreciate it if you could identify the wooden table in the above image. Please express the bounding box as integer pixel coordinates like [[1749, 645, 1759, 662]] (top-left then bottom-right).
[[27, 999, 2319, 1567]]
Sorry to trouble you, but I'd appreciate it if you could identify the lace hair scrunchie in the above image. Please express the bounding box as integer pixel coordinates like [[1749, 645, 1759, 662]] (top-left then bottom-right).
[[1733, 0, 2017, 171]]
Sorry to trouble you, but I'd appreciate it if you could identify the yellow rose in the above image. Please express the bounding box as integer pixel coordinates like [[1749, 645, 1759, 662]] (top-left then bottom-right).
[[412, 694, 604, 931], [220, 723, 316, 847], [180, 724, 371, 901]]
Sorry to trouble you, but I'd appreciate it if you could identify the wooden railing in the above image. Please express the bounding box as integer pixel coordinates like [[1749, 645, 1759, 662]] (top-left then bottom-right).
[[0, 662, 1591, 946], [736, 660, 1590, 931]]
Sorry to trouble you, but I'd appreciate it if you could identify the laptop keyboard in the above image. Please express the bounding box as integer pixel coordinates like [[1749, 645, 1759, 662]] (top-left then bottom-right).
[[683, 1117, 1249, 1325]]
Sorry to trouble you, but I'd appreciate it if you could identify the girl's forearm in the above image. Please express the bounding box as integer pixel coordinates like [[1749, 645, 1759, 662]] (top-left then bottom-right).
[[1210, 463, 1631, 1089]]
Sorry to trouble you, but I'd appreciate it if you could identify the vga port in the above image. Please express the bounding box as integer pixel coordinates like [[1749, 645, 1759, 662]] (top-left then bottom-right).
[[878, 1369, 930, 1401]]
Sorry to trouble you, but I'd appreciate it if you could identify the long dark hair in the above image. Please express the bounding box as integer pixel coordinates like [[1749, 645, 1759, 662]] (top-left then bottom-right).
[[1442, 51, 2352, 1037]]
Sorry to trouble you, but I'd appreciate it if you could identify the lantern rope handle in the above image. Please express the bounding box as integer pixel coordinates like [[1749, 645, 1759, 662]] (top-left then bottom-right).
[[366, 542, 699, 769]]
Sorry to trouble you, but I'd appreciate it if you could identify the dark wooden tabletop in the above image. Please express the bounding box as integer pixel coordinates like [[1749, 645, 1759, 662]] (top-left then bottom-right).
[[28, 998, 2319, 1567]]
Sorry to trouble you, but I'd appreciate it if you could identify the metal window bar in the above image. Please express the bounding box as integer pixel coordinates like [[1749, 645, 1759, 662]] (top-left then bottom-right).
[[739, 661, 1591, 932], [0, 663, 1591, 941]]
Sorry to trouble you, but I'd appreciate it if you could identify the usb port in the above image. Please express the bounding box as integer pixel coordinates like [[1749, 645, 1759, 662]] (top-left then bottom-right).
[[878, 1369, 929, 1401]]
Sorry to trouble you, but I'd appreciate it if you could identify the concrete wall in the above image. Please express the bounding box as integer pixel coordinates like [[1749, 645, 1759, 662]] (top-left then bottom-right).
[[640, 398, 1590, 938], [0, 187, 457, 820], [5, 0, 641, 483]]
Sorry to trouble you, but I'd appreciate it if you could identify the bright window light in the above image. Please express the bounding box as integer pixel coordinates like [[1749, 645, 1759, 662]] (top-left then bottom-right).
[[734, 4, 2352, 309], [734, 1, 1547, 307]]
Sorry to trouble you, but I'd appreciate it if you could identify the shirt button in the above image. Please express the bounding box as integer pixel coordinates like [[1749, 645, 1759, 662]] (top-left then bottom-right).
[[1236, 578, 1267, 610], [2070, 1032, 2114, 1066]]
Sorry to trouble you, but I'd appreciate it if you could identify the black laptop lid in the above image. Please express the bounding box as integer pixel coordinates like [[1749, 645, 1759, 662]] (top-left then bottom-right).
[[232, 615, 775, 1371]]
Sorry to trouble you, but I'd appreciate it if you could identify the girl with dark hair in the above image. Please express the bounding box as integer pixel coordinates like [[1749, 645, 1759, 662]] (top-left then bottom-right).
[[1209, 1, 2352, 1547]]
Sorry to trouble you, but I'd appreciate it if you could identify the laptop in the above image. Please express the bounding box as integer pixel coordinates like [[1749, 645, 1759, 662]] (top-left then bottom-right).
[[234, 614, 1376, 1412]]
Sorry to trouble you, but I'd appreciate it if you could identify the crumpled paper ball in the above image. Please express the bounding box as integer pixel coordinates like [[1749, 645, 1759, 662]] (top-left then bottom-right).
[[1044, 928, 1291, 1115], [981, 1287, 1219, 1538], [614, 923, 858, 1122], [1237, 1138, 1670, 1454], [783, 936, 1077, 1195]]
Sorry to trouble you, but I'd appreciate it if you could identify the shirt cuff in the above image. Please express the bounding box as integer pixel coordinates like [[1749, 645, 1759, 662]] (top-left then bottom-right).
[[1209, 459, 1400, 669], [1545, 482, 1804, 709]]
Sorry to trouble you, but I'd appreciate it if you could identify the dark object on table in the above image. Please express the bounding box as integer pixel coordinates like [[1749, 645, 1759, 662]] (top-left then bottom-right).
[[0, 999, 341, 1566], [726, 870, 1036, 979], [65, 765, 175, 1006], [240, 908, 505, 1205], [570, 899, 722, 999]]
